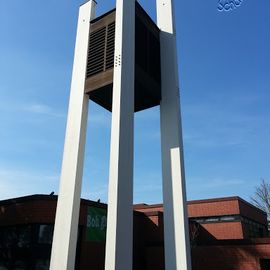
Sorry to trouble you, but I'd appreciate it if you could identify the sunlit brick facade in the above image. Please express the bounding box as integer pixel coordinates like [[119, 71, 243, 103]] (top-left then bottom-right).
[[0, 195, 269, 270]]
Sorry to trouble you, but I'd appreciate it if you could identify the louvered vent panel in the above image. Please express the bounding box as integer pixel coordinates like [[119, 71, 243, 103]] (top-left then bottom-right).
[[105, 22, 115, 70], [87, 27, 106, 77], [85, 3, 161, 112]]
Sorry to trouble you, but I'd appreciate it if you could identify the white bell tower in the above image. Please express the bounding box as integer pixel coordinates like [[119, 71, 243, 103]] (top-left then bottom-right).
[[49, 0, 191, 269]]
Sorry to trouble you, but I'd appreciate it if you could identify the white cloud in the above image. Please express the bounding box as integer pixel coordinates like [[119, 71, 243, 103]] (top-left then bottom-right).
[[185, 176, 252, 201], [22, 103, 65, 118], [135, 106, 159, 121], [134, 171, 162, 203], [24, 104, 51, 114], [88, 112, 111, 127], [81, 183, 108, 202], [0, 99, 65, 118], [181, 100, 270, 149], [204, 178, 245, 188], [0, 167, 59, 200]]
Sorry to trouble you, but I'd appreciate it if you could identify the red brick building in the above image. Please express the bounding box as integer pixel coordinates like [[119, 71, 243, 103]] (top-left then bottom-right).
[[0, 195, 269, 270], [135, 197, 270, 270]]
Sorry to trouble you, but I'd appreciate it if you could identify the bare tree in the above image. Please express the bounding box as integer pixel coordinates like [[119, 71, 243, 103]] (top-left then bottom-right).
[[189, 221, 200, 248], [251, 179, 270, 219]]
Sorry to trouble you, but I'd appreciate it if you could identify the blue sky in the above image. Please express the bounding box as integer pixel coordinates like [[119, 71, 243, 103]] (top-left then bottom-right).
[[0, 0, 269, 204]]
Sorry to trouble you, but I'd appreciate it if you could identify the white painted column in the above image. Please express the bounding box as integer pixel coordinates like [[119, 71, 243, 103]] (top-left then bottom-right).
[[105, 0, 135, 269], [49, 2, 96, 270], [156, 0, 192, 269]]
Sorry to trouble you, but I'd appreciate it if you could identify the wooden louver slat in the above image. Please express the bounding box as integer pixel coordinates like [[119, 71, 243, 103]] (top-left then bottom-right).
[[105, 22, 115, 70], [87, 27, 106, 77], [87, 22, 115, 78]]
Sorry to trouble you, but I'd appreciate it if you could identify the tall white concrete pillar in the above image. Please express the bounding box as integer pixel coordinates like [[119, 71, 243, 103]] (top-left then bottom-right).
[[49, 2, 96, 269], [104, 0, 135, 269], [156, 0, 192, 269]]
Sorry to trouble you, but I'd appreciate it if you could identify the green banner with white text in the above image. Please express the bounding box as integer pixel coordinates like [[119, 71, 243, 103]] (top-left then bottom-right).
[[86, 206, 107, 242]]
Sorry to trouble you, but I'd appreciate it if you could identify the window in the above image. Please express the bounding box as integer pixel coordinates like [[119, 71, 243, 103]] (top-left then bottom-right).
[[260, 259, 270, 270], [191, 215, 240, 224], [0, 225, 31, 248], [35, 259, 50, 270], [243, 218, 267, 238], [220, 216, 236, 221], [38, 225, 53, 244], [0, 224, 53, 269]]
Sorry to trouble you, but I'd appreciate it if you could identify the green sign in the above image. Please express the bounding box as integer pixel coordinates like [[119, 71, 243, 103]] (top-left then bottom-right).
[[86, 207, 107, 242]]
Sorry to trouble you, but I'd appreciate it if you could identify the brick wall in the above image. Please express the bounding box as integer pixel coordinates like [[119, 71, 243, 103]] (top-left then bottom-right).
[[200, 222, 244, 240], [0, 197, 57, 225], [192, 243, 270, 270], [188, 198, 240, 218], [1, 195, 269, 270]]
